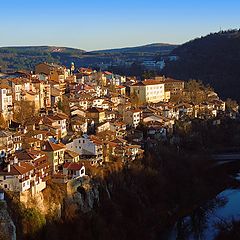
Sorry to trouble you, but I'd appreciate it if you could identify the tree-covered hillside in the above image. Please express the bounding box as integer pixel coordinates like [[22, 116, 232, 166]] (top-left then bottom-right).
[[92, 43, 177, 54], [0, 43, 176, 72], [0, 46, 85, 71], [163, 29, 240, 102]]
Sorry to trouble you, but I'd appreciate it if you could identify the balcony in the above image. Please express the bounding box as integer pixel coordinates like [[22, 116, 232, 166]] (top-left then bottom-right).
[[19, 176, 30, 183]]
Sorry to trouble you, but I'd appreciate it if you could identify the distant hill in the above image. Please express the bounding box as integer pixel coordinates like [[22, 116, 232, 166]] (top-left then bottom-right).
[[0, 46, 86, 71], [92, 43, 177, 54], [0, 46, 85, 54], [163, 29, 240, 102], [0, 43, 177, 72]]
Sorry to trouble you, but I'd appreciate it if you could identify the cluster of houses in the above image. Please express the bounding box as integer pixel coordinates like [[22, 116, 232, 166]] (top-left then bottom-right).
[[0, 62, 233, 197]]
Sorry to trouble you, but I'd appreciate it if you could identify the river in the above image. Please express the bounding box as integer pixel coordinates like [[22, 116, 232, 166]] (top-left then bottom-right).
[[169, 172, 240, 240]]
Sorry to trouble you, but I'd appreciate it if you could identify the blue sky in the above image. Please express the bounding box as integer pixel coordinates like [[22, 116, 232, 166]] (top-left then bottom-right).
[[0, 0, 239, 50]]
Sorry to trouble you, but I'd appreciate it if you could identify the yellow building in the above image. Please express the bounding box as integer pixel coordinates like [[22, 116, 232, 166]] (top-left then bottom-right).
[[115, 85, 126, 95], [42, 141, 66, 173], [130, 79, 167, 104], [155, 76, 184, 96], [86, 107, 105, 124], [31, 79, 51, 109]]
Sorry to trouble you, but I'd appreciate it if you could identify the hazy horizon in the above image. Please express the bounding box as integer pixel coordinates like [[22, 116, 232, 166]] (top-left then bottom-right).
[[0, 42, 179, 52], [1, 0, 240, 51]]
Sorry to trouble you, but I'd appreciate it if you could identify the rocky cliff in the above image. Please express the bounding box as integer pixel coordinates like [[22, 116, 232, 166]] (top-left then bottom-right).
[[5, 176, 104, 239], [0, 201, 16, 240]]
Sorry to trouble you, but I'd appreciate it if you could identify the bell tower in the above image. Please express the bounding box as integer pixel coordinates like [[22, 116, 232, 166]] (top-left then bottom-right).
[[70, 62, 75, 75]]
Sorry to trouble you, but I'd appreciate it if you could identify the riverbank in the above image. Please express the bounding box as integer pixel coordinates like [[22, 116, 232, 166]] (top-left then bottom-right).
[[162, 160, 240, 239]]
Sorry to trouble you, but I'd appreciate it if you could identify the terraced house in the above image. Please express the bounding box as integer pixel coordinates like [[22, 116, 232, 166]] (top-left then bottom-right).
[[41, 141, 66, 173], [0, 156, 48, 195], [41, 113, 68, 138]]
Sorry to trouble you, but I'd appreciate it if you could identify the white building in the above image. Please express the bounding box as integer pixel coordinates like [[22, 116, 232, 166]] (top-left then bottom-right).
[[0, 83, 13, 119], [8, 79, 23, 102], [142, 60, 165, 70], [92, 98, 105, 108], [124, 109, 142, 128], [0, 159, 46, 194], [66, 135, 103, 163], [130, 79, 166, 104], [63, 162, 85, 179]]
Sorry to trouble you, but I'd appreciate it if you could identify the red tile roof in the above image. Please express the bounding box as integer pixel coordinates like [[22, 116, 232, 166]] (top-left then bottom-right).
[[87, 107, 105, 113], [0, 162, 34, 176], [115, 85, 125, 89], [63, 162, 84, 171], [42, 141, 66, 152], [104, 71, 112, 75]]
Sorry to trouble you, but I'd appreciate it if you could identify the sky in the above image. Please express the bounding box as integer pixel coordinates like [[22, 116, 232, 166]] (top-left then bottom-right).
[[0, 0, 239, 51]]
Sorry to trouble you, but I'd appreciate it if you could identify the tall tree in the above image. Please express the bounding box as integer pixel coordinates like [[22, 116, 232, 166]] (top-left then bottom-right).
[[225, 98, 239, 112], [13, 100, 36, 125], [58, 95, 70, 116], [0, 113, 7, 129], [130, 91, 140, 107], [184, 80, 214, 104]]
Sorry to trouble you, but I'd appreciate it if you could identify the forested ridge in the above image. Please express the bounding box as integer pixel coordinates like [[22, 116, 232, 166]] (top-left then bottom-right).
[[163, 29, 240, 102]]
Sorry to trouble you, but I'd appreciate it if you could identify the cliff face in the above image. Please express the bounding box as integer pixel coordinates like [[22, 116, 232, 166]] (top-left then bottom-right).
[[5, 181, 66, 239], [19, 177, 101, 218], [5, 177, 103, 239], [65, 178, 100, 214], [20, 190, 62, 220], [0, 201, 16, 240]]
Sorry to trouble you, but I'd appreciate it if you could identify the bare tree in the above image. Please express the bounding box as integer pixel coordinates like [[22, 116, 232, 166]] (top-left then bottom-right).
[[13, 100, 36, 125], [0, 113, 7, 129]]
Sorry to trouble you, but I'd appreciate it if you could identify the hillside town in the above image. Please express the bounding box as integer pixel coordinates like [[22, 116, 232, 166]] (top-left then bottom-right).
[[0, 61, 238, 198]]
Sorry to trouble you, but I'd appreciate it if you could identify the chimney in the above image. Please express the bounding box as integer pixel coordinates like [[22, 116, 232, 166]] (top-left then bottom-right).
[[7, 164, 10, 173], [14, 156, 18, 164]]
